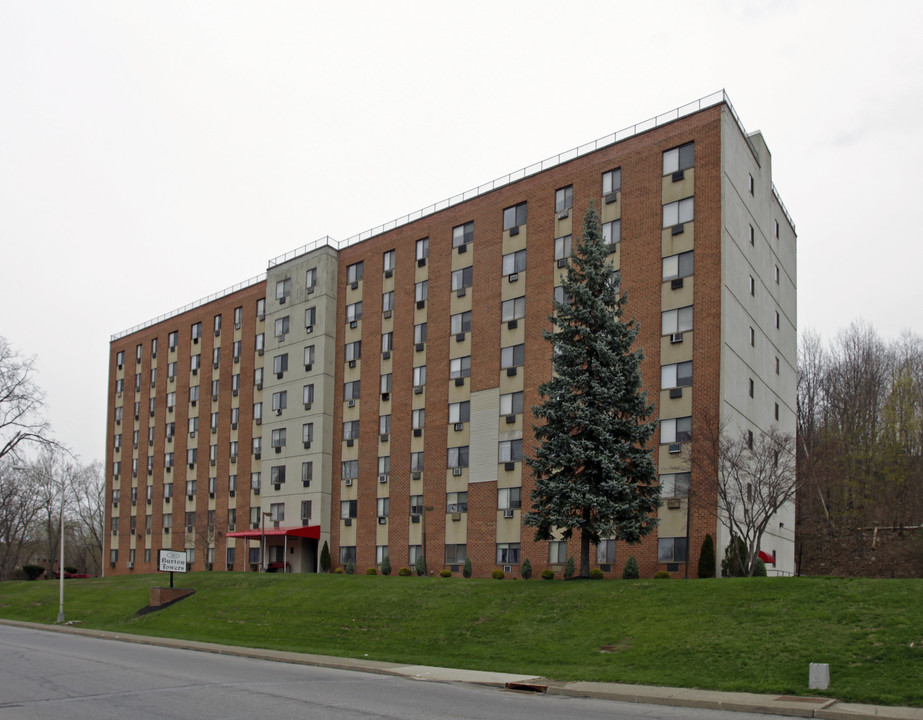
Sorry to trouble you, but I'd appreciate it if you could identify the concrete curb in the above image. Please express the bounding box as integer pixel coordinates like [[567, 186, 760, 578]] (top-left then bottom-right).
[[3, 619, 921, 719]]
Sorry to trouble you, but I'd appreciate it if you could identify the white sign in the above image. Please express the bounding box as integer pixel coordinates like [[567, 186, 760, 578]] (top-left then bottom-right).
[[158, 549, 187, 573]]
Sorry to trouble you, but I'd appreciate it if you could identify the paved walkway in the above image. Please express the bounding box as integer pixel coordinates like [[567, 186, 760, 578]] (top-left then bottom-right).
[[3, 619, 920, 720]]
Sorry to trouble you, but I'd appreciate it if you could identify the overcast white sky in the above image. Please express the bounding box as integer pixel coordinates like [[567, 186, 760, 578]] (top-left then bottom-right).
[[1, 1, 921, 464]]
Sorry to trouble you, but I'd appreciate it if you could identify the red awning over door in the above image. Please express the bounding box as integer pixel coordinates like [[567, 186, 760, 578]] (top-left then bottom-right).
[[225, 525, 320, 540]]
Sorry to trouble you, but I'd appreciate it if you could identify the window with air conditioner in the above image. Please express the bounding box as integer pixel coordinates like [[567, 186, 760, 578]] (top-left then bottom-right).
[[448, 446, 469, 469], [445, 544, 466, 564], [498, 486, 521, 510], [660, 417, 692, 444], [496, 542, 520, 564], [555, 185, 573, 214], [602, 168, 621, 198], [450, 311, 471, 335], [662, 251, 694, 281], [448, 402, 470, 424], [503, 202, 527, 231], [661, 361, 693, 389], [452, 221, 474, 248], [446, 491, 468, 513], [660, 472, 690, 499], [658, 537, 688, 563], [346, 261, 364, 286], [502, 249, 527, 276], [501, 297, 525, 324], [661, 306, 693, 336], [499, 439, 523, 463], [450, 356, 470, 378], [663, 142, 694, 175], [663, 197, 694, 228]]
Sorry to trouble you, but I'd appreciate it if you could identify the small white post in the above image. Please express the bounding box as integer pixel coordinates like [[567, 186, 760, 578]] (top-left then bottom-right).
[[809, 663, 830, 690]]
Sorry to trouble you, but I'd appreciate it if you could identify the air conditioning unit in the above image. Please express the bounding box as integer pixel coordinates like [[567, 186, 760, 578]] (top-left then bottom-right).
[[382, 351, 391, 360], [671, 278, 684, 290], [454, 423, 464, 431], [378, 517, 387, 525], [344, 518, 352, 526], [509, 225, 519, 236], [666, 498, 682, 509], [455, 377, 465, 386], [670, 332, 684, 344], [503, 564, 512, 573], [451, 512, 462, 521], [383, 310, 392, 319], [669, 387, 683, 399], [508, 273, 518, 283], [452, 467, 463, 476], [163, 526, 171, 532], [506, 414, 516, 424], [504, 462, 515, 471], [305, 326, 313, 334], [381, 392, 390, 401], [503, 509, 515, 519], [413, 428, 422, 437], [507, 320, 518, 330], [127, 562, 134, 569], [414, 386, 423, 394], [186, 525, 194, 532], [146, 528, 151, 534], [275, 409, 282, 416], [228, 523, 235, 531], [350, 321, 358, 329], [165, 496, 171, 503], [411, 472, 421, 480], [668, 443, 682, 454], [457, 243, 467, 254], [411, 514, 420, 523], [557, 258, 567, 268], [346, 438, 354, 447], [348, 360, 356, 369], [275, 446, 282, 454], [347, 399, 355, 408], [345, 478, 353, 486], [274, 484, 281, 491], [379, 474, 388, 484]]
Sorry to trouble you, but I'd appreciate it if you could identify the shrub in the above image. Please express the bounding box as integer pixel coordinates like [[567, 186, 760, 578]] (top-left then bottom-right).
[[334, 567, 344, 574], [380, 555, 391, 576], [520, 558, 532, 580], [622, 556, 639, 580], [415, 554, 427, 577], [721, 536, 749, 577], [320, 541, 331, 573], [439, 569, 452, 578], [564, 556, 576, 579], [345, 560, 355, 575], [22, 564, 45, 581], [64, 566, 78, 575], [697, 533, 716, 578], [491, 568, 505, 579], [365, 567, 377, 575], [753, 559, 767, 577], [463, 557, 472, 578], [398, 566, 412, 577], [654, 570, 671, 579], [589, 568, 604, 580], [541, 569, 555, 580]]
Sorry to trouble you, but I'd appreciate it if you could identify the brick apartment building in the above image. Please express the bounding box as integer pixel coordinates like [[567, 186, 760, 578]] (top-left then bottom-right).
[[104, 91, 797, 579]]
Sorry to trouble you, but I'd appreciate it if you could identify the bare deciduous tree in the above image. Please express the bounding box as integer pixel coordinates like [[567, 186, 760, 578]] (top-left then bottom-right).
[[0, 460, 43, 580], [693, 423, 798, 576], [0, 337, 52, 464]]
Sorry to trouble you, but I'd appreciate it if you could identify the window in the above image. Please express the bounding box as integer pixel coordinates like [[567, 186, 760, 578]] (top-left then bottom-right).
[[658, 537, 688, 563], [231, 374, 240, 393], [379, 414, 391, 435], [347, 261, 364, 285], [445, 544, 466, 564], [414, 323, 427, 345], [411, 451, 424, 473], [253, 402, 262, 422], [774, 219, 780, 238], [168, 330, 178, 350], [276, 278, 291, 302], [409, 495, 424, 515], [341, 460, 358, 481], [775, 310, 781, 329], [165, 420, 175, 439], [232, 341, 241, 362], [501, 297, 525, 323], [345, 340, 361, 363], [274, 316, 290, 339], [661, 306, 693, 335], [500, 391, 523, 415], [553, 284, 567, 304], [383, 250, 395, 274], [340, 500, 357, 519], [450, 356, 470, 378], [377, 497, 389, 518], [305, 307, 316, 329], [549, 541, 567, 564], [775, 356, 780, 375], [449, 402, 470, 424], [382, 291, 394, 313], [344, 380, 361, 401], [450, 311, 471, 335], [271, 391, 287, 412], [597, 539, 616, 564], [378, 455, 390, 475], [413, 365, 426, 387], [376, 545, 387, 564], [452, 221, 474, 248], [661, 417, 692, 443], [451, 266, 473, 292], [256, 298, 265, 318], [303, 384, 315, 406], [343, 420, 359, 440], [189, 385, 200, 404], [229, 441, 238, 459], [749, 326, 756, 347], [749, 275, 755, 296], [273, 353, 289, 376], [602, 220, 620, 247], [662, 197, 694, 228], [660, 472, 690, 498], [301, 501, 312, 521], [775, 402, 780, 421], [302, 462, 313, 484], [502, 249, 527, 276], [415, 280, 428, 302], [503, 202, 527, 230], [304, 345, 315, 367], [602, 168, 621, 197], [749, 378, 755, 398], [255, 333, 264, 353], [346, 301, 363, 323], [412, 408, 425, 430], [555, 185, 573, 214], [116, 378, 124, 393], [253, 367, 263, 388], [499, 439, 523, 463], [448, 446, 469, 469], [302, 423, 313, 445], [749, 224, 755, 245], [498, 487, 521, 510], [497, 542, 520, 564], [270, 503, 284, 522], [447, 491, 468, 512], [209, 443, 217, 463], [151, 338, 158, 357], [416, 237, 429, 261], [663, 251, 694, 280], [774, 265, 780, 284], [663, 142, 694, 175], [661, 361, 693, 389], [249, 472, 261, 492], [271, 428, 286, 448], [191, 322, 202, 342], [233, 306, 242, 328], [188, 417, 199, 435], [162, 512, 172, 529], [305, 267, 317, 290], [501, 344, 525, 369], [116, 349, 125, 367], [252, 437, 262, 456], [748, 173, 754, 195], [554, 234, 572, 261]]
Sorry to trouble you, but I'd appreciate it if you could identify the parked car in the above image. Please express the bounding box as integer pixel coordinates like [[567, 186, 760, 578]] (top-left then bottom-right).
[[266, 561, 291, 573]]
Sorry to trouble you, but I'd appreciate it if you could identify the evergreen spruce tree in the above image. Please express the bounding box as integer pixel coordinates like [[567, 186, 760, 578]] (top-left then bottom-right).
[[520, 558, 532, 580], [463, 557, 472, 578], [415, 553, 427, 577], [320, 541, 331, 573], [525, 203, 659, 578], [564, 555, 576, 580], [697, 533, 716, 578], [380, 555, 391, 576], [622, 555, 640, 580]]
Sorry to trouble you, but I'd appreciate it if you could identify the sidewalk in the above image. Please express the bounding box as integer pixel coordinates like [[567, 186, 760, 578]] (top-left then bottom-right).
[[3, 619, 921, 720]]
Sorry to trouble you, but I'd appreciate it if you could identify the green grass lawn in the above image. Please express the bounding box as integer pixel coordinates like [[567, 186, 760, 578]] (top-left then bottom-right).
[[1, 573, 920, 706]]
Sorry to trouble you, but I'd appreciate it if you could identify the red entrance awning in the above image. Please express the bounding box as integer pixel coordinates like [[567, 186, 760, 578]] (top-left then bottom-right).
[[758, 550, 775, 565], [226, 525, 320, 540]]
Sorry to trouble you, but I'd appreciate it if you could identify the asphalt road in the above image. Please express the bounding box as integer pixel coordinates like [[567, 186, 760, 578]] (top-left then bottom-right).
[[0, 625, 789, 720]]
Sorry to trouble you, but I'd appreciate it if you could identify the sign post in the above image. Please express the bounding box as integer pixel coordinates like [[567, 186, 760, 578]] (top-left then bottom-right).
[[158, 549, 187, 588]]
